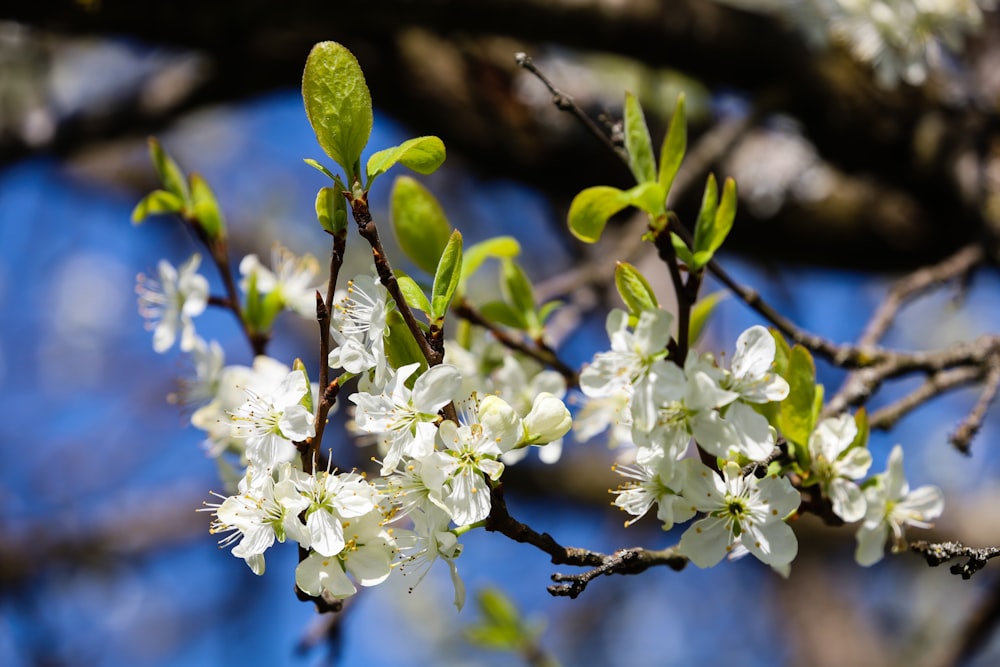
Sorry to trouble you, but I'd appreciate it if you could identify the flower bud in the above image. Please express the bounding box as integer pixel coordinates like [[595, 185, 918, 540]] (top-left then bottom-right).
[[478, 395, 523, 453], [523, 392, 571, 445]]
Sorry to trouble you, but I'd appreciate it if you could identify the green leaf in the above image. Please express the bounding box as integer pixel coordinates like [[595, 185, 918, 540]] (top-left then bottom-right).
[[537, 299, 563, 324], [383, 310, 427, 373], [147, 137, 189, 204], [366, 136, 446, 185], [189, 173, 226, 240], [131, 189, 183, 224], [302, 41, 373, 180], [615, 262, 658, 315], [395, 271, 432, 316], [460, 236, 521, 286], [431, 229, 464, 320], [390, 176, 452, 275], [315, 185, 347, 234], [477, 587, 521, 628], [669, 231, 696, 266], [770, 329, 792, 378], [478, 300, 528, 329], [658, 94, 686, 198], [501, 258, 537, 332], [624, 92, 656, 184], [623, 181, 666, 219], [851, 408, 870, 451], [567, 186, 629, 243], [292, 359, 314, 414], [692, 177, 737, 269], [688, 290, 727, 344], [778, 345, 818, 448], [243, 271, 262, 333], [693, 174, 719, 254], [303, 158, 338, 181]]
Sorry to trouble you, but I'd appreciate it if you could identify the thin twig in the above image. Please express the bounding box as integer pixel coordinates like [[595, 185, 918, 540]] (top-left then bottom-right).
[[515, 52, 627, 164], [950, 356, 1000, 454], [858, 244, 985, 347], [453, 298, 579, 386], [485, 483, 687, 598], [866, 365, 983, 430]]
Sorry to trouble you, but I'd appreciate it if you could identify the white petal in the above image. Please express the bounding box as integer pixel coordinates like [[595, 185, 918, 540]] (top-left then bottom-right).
[[743, 520, 798, 567], [678, 516, 732, 568], [855, 522, 888, 566], [731, 325, 776, 381], [680, 459, 727, 513], [296, 552, 356, 598], [828, 478, 867, 523], [412, 364, 462, 412], [346, 542, 394, 586], [307, 510, 346, 557]]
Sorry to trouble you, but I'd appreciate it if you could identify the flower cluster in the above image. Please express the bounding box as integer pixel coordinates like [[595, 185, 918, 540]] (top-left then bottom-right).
[[582, 307, 944, 572]]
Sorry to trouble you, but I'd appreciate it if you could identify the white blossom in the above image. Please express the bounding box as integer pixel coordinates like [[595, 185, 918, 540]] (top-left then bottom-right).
[[350, 362, 463, 475], [807, 414, 872, 522], [679, 460, 800, 568], [136, 253, 208, 353], [855, 444, 944, 566], [230, 369, 315, 470], [239, 243, 321, 318]]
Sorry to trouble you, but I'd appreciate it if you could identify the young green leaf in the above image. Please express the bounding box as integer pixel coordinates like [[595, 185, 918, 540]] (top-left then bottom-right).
[[315, 185, 347, 234], [501, 258, 537, 332], [778, 345, 818, 448], [189, 173, 226, 240], [688, 290, 727, 344], [567, 186, 629, 243], [624, 181, 667, 220], [131, 189, 184, 224], [390, 176, 453, 276], [692, 173, 719, 256], [478, 300, 528, 330], [303, 158, 338, 182], [658, 94, 686, 198], [430, 229, 464, 320], [460, 236, 521, 286], [395, 271, 432, 316], [293, 359, 314, 414], [692, 176, 737, 269], [624, 92, 656, 185], [366, 136, 446, 185], [383, 310, 427, 373], [770, 329, 792, 378], [669, 231, 696, 267], [851, 408, 870, 451], [302, 41, 373, 179], [147, 137, 190, 204], [615, 262, 659, 315], [537, 299, 563, 325]]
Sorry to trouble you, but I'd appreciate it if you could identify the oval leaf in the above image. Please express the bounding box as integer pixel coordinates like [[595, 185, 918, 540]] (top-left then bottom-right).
[[366, 136, 446, 184], [778, 344, 818, 448], [147, 137, 189, 204], [501, 259, 538, 333], [431, 229, 464, 320], [688, 290, 727, 344], [395, 271, 432, 316], [189, 173, 226, 240], [315, 186, 347, 234], [567, 186, 629, 243], [615, 262, 658, 315], [658, 94, 686, 198], [302, 42, 373, 178], [624, 92, 656, 184], [390, 176, 453, 275], [461, 236, 521, 285], [131, 189, 183, 224]]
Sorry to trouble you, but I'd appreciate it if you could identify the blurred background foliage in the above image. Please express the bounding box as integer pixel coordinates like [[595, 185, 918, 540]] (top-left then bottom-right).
[[4, 1, 1000, 666]]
